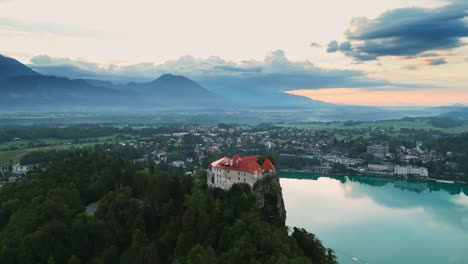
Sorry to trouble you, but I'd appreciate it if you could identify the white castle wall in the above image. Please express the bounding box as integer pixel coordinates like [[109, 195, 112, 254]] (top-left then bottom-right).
[[208, 166, 262, 190]]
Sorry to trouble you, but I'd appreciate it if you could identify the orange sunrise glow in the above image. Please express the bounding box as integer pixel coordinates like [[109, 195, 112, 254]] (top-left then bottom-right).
[[287, 88, 468, 106]]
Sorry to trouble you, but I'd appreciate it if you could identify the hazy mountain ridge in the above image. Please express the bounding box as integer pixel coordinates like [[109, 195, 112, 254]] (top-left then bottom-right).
[[0, 55, 229, 109], [0, 55, 41, 80], [0, 75, 134, 109], [2, 54, 465, 121], [84, 74, 227, 107], [1, 54, 328, 110]]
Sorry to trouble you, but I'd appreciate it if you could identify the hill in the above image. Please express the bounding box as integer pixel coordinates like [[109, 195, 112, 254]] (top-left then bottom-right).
[[104, 74, 226, 107], [0, 55, 41, 80], [0, 149, 337, 263], [0, 55, 226, 110], [0, 75, 133, 109]]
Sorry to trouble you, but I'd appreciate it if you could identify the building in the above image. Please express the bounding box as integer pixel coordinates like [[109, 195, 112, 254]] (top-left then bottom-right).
[[0, 165, 10, 172], [8, 176, 18, 183], [207, 154, 275, 190], [12, 164, 30, 175], [368, 164, 395, 172], [172, 160, 185, 168], [367, 145, 389, 156], [394, 165, 429, 178]]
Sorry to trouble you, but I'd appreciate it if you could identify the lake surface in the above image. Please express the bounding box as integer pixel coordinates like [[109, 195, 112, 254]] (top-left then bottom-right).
[[279, 172, 468, 264]]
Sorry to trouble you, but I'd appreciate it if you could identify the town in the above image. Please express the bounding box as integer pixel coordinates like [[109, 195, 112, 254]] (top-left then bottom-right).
[[1, 123, 467, 186]]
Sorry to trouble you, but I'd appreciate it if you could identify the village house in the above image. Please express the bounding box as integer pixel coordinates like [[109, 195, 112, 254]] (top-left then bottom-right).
[[394, 165, 429, 178], [0, 165, 10, 172], [12, 164, 31, 175], [172, 160, 185, 168], [207, 154, 275, 190]]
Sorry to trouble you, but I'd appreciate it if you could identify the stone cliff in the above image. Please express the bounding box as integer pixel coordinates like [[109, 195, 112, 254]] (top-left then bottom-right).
[[253, 174, 287, 226]]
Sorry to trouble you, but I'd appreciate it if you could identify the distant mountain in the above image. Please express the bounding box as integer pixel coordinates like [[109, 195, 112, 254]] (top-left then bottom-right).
[[0, 54, 363, 112], [0, 75, 134, 109], [209, 86, 329, 108], [0, 55, 41, 80], [125, 74, 219, 102], [440, 107, 468, 121], [0, 55, 228, 110], [85, 74, 227, 107]]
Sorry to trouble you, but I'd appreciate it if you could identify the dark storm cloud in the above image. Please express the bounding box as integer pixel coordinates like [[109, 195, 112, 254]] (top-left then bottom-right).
[[329, 2, 468, 61]]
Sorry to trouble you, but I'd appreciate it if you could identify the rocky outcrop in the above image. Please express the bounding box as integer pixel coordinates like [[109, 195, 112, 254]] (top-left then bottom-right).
[[253, 174, 287, 226]]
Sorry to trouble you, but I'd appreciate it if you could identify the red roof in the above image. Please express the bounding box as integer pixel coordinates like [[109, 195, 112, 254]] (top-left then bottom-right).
[[261, 158, 275, 170], [209, 154, 261, 173]]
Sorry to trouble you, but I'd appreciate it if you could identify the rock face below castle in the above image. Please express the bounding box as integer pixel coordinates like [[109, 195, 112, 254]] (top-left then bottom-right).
[[207, 154, 275, 190], [253, 174, 287, 225]]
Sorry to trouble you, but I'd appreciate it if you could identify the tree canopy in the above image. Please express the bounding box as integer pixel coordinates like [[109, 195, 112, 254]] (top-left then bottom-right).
[[0, 149, 336, 263]]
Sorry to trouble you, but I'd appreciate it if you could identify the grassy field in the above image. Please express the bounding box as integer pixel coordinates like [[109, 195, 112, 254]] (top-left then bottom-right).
[[276, 120, 468, 133], [0, 142, 98, 165], [0, 135, 131, 165]]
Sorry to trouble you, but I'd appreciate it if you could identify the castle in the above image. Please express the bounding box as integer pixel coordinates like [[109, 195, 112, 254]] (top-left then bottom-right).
[[207, 154, 275, 190]]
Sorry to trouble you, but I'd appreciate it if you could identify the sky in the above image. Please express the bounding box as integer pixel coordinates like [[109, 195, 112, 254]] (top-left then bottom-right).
[[1, 0, 467, 106]]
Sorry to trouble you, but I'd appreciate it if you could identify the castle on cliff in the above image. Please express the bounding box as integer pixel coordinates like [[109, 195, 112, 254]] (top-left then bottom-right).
[[207, 154, 275, 190]]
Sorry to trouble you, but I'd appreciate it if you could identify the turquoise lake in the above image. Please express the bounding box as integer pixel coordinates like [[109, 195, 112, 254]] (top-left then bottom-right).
[[279, 172, 468, 264]]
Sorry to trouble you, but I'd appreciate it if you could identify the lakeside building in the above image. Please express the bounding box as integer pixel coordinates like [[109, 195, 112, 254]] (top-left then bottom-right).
[[368, 164, 395, 173], [367, 145, 389, 156], [394, 165, 429, 178], [207, 154, 275, 190]]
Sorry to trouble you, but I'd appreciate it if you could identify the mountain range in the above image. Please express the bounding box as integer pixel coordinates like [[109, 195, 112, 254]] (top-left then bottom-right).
[[2, 54, 466, 122], [0, 55, 41, 80], [0, 54, 326, 111]]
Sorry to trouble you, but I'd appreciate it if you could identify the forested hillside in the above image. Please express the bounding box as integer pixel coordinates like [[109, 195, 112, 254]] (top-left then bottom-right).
[[0, 150, 336, 264]]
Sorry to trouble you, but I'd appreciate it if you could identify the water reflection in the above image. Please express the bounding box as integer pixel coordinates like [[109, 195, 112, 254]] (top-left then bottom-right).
[[281, 172, 467, 195], [279, 172, 468, 264], [281, 172, 468, 231]]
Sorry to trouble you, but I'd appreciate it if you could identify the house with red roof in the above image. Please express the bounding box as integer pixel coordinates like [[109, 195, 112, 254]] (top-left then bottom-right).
[[207, 154, 275, 190]]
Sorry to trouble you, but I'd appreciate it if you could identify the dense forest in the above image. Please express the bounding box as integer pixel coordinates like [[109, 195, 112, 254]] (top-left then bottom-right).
[[0, 150, 336, 263], [424, 133, 468, 177]]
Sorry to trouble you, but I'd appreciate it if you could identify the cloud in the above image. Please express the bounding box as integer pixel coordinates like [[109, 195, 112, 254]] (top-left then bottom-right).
[[329, 1, 468, 61], [309, 42, 322, 48], [28, 50, 430, 92], [326, 41, 339, 53], [418, 52, 440, 58], [426, 57, 447, 65], [338, 41, 352, 51], [402, 56, 448, 70], [402, 65, 419, 71]]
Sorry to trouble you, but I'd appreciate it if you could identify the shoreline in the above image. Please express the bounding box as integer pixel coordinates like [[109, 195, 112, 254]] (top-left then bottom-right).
[[278, 170, 468, 185]]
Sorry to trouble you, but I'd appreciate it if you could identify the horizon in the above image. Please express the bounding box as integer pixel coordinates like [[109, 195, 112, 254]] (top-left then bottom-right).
[[1, 0, 467, 107]]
